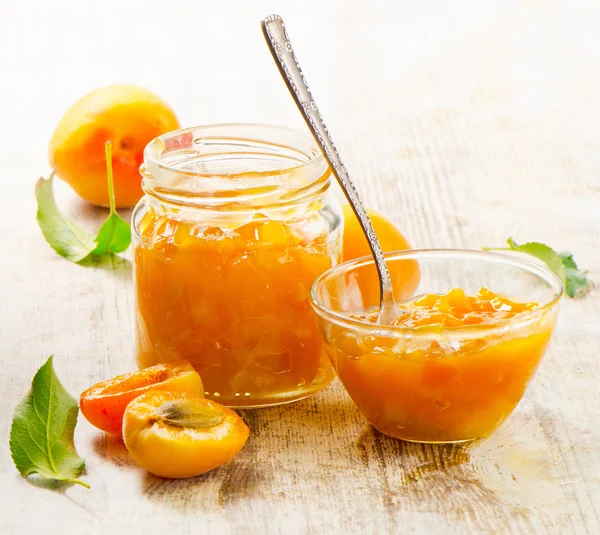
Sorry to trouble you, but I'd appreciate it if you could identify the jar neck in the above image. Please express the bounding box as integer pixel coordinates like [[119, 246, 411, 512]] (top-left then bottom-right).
[[141, 124, 331, 213], [142, 177, 334, 229], [141, 164, 332, 213]]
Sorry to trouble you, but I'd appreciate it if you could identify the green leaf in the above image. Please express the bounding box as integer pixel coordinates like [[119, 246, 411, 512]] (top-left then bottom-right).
[[35, 141, 131, 263], [558, 251, 588, 298], [484, 238, 589, 298], [506, 238, 566, 285], [9, 357, 89, 489], [35, 174, 96, 263], [92, 213, 132, 255]]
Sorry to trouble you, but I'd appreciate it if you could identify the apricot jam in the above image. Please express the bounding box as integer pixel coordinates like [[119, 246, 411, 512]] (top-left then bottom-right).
[[322, 288, 555, 442], [133, 125, 342, 407]]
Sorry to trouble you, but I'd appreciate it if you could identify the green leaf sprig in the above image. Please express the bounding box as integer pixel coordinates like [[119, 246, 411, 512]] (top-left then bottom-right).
[[10, 357, 88, 489], [35, 141, 132, 263], [484, 238, 588, 298]]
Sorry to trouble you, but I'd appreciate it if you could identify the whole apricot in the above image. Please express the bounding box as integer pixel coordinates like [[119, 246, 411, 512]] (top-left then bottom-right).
[[342, 205, 412, 262], [49, 85, 180, 208], [341, 205, 420, 304]]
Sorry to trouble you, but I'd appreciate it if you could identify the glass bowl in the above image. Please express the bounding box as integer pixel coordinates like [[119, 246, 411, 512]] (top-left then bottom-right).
[[309, 249, 563, 443]]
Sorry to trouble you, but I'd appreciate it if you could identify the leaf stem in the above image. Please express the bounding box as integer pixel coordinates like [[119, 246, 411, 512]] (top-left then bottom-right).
[[105, 141, 116, 215], [63, 478, 90, 489]]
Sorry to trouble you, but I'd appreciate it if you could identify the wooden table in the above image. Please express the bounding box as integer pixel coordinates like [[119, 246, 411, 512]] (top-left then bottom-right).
[[1, 1, 599, 533]]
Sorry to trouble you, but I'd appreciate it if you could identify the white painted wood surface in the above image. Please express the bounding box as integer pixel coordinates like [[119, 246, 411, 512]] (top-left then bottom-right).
[[1, 1, 599, 533]]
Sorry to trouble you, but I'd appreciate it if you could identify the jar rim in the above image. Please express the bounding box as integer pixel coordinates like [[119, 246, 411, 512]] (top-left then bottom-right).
[[144, 122, 326, 179], [141, 123, 331, 209]]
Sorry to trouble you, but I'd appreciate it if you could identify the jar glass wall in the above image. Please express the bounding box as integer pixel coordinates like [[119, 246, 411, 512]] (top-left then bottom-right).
[[132, 124, 342, 407]]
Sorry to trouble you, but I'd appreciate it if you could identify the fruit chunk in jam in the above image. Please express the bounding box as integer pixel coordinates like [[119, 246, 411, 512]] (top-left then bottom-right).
[[134, 205, 339, 407], [323, 288, 556, 442]]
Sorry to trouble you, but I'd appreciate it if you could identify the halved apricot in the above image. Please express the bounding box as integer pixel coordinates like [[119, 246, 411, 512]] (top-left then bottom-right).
[[80, 360, 203, 435], [123, 391, 250, 478]]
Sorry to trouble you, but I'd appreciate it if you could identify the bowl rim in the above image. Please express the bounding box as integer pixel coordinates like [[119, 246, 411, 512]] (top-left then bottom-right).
[[309, 248, 564, 337]]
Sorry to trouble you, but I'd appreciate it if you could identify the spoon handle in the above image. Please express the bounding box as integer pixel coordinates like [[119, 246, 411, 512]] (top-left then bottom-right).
[[262, 14, 395, 323]]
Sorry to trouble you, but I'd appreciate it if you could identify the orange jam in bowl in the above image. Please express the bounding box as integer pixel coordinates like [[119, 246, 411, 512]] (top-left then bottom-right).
[[310, 250, 563, 443], [133, 125, 342, 407]]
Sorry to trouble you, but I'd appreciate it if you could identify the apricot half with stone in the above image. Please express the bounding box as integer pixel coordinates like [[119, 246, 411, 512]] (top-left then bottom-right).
[[123, 391, 250, 478]]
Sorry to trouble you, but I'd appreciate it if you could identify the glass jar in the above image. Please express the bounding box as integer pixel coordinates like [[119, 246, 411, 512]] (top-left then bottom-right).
[[132, 124, 342, 408]]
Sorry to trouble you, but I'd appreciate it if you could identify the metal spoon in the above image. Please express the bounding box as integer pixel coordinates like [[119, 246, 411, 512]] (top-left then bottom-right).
[[261, 14, 397, 324]]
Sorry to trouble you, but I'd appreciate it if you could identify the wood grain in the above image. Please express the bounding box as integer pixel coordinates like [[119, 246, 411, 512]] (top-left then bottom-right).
[[1, 0, 599, 533]]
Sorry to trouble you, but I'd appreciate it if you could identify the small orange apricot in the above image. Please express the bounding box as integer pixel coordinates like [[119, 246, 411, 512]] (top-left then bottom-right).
[[341, 205, 420, 304], [123, 391, 250, 479], [49, 84, 180, 208], [80, 360, 203, 435], [342, 205, 412, 262]]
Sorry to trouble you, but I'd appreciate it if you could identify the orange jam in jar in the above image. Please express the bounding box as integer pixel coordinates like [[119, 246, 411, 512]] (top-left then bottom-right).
[[133, 125, 342, 407], [310, 251, 562, 443]]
